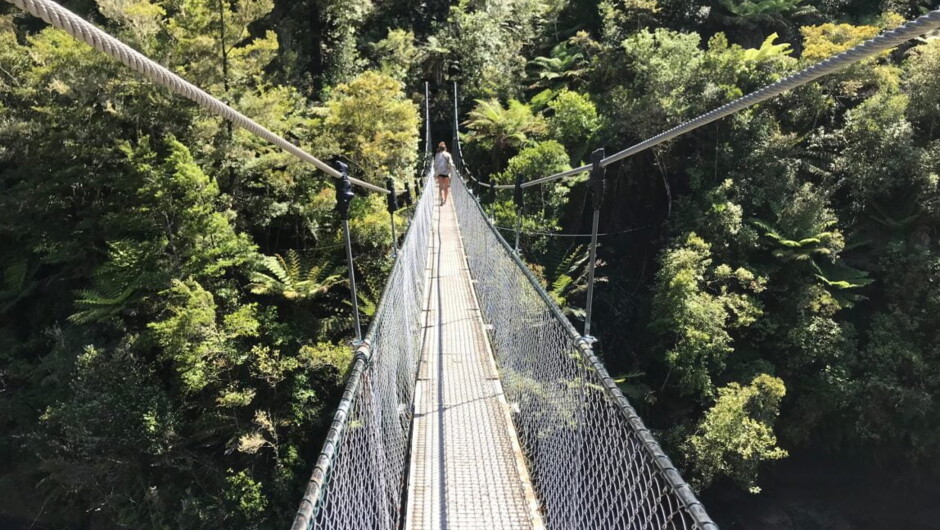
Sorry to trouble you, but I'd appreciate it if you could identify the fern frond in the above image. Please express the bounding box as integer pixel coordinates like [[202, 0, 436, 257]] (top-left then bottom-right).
[[1, 259, 27, 295], [316, 315, 351, 338], [286, 250, 302, 282], [68, 286, 136, 324], [272, 255, 292, 285], [250, 250, 344, 301], [551, 275, 574, 298]]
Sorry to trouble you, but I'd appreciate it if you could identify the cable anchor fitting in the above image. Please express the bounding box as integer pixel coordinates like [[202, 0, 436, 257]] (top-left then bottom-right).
[[513, 173, 525, 212], [334, 160, 354, 221], [512, 173, 524, 254], [386, 177, 400, 257], [588, 148, 606, 211], [402, 182, 413, 207], [334, 158, 362, 341], [385, 177, 399, 213]]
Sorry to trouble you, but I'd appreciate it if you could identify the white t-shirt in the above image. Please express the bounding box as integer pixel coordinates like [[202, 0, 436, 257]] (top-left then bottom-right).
[[434, 151, 454, 176]]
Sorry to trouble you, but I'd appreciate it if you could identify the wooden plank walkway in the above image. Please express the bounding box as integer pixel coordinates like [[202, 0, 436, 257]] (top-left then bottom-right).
[[405, 198, 543, 530]]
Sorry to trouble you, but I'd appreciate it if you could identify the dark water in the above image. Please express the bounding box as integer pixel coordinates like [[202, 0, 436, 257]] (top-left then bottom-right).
[[703, 452, 940, 530]]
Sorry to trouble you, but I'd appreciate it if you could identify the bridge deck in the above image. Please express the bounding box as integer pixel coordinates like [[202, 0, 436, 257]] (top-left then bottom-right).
[[406, 198, 542, 529]]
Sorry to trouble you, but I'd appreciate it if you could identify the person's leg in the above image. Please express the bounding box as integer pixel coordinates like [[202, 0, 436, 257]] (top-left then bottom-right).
[[437, 176, 444, 204], [442, 177, 450, 204]]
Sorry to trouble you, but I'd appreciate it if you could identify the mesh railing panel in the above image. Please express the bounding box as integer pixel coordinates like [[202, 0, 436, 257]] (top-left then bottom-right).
[[451, 174, 717, 529], [292, 171, 434, 530]]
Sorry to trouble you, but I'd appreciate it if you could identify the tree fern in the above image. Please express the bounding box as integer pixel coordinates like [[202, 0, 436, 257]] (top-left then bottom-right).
[[0, 257, 34, 313], [542, 244, 605, 318], [316, 274, 382, 339], [69, 285, 138, 324], [721, 0, 805, 18], [741, 33, 793, 62], [249, 250, 344, 301], [67, 240, 150, 324], [464, 99, 547, 152], [316, 314, 353, 338], [812, 260, 874, 308], [752, 219, 839, 261], [754, 219, 872, 307], [528, 41, 588, 91]]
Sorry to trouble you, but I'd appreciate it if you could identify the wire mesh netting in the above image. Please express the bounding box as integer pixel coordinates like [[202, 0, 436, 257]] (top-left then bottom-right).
[[451, 174, 717, 530], [291, 170, 434, 530]]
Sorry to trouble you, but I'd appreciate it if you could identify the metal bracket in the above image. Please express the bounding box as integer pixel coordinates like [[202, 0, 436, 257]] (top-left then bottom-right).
[[588, 148, 606, 210], [334, 160, 354, 221], [513, 173, 524, 211], [386, 177, 399, 213]]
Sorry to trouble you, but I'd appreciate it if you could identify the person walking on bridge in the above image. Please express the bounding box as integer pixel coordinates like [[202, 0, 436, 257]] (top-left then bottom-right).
[[434, 141, 455, 205]]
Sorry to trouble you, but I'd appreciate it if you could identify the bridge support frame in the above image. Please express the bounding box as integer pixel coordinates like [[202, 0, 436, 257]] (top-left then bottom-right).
[[386, 177, 399, 258], [452, 81, 461, 171], [513, 173, 524, 254], [335, 160, 363, 343], [583, 148, 606, 341]]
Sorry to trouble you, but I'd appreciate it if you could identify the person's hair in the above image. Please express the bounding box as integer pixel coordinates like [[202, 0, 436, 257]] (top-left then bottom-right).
[[437, 141, 447, 152]]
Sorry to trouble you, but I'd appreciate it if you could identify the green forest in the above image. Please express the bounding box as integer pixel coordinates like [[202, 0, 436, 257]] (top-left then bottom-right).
[[1, 0, 939, 527]]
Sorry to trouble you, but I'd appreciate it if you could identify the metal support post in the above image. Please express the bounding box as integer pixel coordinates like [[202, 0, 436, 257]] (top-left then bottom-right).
[[583, 148, 606, 341], [424, 81, 431, 159], [513, 173, 524, 254], [403, 182, 413, 207], [386, 177, 399, 257], [335, 161, 362, 343], [452, 81, 461, 171]]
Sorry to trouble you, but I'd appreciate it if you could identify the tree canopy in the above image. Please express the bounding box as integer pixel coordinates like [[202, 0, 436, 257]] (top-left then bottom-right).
[[2, 0, 940, 527]]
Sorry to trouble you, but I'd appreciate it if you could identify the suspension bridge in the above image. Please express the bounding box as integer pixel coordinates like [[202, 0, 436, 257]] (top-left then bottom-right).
[[5, 0, 940, 528]]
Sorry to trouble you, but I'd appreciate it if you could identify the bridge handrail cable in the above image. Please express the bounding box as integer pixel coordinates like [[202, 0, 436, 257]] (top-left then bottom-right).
[[483, 8, 940, 191], [5, 0, 390, 194]]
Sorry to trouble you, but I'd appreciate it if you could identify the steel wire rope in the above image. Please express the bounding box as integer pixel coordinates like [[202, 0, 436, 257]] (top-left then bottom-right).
[[5, 0, 389, 194], [507, 7, 940, 190], [493, 223, 656, 237], [339, 156, 412, 194]]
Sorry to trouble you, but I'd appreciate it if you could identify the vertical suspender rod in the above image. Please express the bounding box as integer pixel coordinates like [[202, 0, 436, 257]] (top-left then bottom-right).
[[583, 148, 606, 341], [335, 161, 362, 342]]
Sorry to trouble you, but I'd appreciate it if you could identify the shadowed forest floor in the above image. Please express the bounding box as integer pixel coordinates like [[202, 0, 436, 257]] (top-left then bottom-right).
[[705, 452, 940, 529]]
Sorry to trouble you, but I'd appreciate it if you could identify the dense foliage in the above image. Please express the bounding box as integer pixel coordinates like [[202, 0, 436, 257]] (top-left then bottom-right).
[[450, 0, 940, 526], [0, 1, 417, 526], [1, 0, 939, 527]]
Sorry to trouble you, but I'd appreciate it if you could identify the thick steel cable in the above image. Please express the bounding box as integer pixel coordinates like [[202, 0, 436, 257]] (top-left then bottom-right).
[[5, 0, 389, 195], [464, 170, 494, 188], [494, 223, 655, 237], [517, 164, 591, 189], [490, 165, 590, 189], [517, 8, 940, 188]]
